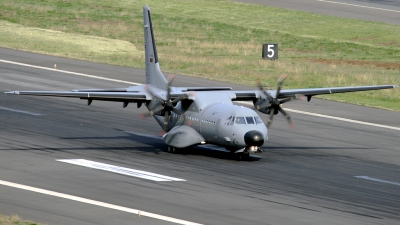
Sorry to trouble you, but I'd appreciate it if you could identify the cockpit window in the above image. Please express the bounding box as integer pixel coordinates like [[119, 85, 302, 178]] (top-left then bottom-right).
[[246, 117, 255, 124], [230, 117, 235, 125], [235, 117, 246, 124], [254, 116, 263, 124], [225, 116, 232, 125]]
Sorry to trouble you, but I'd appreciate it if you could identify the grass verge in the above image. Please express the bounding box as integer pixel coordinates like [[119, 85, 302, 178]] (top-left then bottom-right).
[[0, 213, 49, 225], [0, 0, 399, 110]]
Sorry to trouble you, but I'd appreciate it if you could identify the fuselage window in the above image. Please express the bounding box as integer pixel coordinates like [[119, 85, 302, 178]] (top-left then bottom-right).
[[235, 117, 246, 124], [246, 116, 255, 124], [254, 116, 263, 124]]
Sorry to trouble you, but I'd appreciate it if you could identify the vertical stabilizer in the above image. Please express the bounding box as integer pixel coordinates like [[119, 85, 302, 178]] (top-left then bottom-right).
[[143, 5, 168, 89]]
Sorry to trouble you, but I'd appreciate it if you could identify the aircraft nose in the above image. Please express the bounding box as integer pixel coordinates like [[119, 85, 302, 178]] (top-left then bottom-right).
[[244, 130, 264, 146]]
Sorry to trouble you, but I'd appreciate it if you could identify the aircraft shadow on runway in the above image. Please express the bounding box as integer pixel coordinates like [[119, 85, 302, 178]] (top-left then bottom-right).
[[55, 130, 372, 161], [60, 131, 260, 161]]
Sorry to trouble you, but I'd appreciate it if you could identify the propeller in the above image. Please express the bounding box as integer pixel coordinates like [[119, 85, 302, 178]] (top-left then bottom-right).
[[140, 75, 188, 131], [255, 74, 304, 128]]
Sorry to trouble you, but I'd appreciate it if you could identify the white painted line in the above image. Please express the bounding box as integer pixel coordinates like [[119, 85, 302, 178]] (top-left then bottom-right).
[[0, 179, 202, 225], [0, 59, 141, 85], [284, 108, 400, 131], [57, 159, 186, 182], [238, 101, 400, 131], [355, 176, 400, 186], [2, 58, 399, 131], [318, 0, 400, 13], [0, 106, 43, 116]]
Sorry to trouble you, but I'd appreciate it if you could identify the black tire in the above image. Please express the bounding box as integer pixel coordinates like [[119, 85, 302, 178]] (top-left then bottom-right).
[[235, 152, 249, 161]]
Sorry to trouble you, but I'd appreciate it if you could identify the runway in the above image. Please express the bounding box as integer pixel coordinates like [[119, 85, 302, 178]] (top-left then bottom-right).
[[234, 0, 400, 25], [0, 48, 399, 225]]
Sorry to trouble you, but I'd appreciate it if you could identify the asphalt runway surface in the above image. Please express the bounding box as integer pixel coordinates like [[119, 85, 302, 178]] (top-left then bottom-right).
[[234, 0, 400, 25], [0, 48, 399, 225]]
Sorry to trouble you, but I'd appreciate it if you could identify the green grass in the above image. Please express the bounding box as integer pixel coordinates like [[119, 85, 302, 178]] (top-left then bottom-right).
[[0, 0, 399, 110], [0, 213, 49, 225]]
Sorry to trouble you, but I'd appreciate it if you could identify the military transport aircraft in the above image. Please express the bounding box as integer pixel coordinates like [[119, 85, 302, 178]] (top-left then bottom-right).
[[6, 5, 397, 160]]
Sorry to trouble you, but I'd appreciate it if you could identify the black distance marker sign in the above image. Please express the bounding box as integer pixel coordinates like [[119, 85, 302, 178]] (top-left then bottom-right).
[[262, 43, 278, 60]]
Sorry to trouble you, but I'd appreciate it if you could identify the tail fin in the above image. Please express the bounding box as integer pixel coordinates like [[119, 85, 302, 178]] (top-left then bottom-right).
[[143, 5, 168, 89]]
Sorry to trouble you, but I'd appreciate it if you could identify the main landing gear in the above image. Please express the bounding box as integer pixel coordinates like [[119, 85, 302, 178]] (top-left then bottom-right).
[[235, 151, 250, 161], [230, 150, 250, 161], [167, 146, 178, 154]]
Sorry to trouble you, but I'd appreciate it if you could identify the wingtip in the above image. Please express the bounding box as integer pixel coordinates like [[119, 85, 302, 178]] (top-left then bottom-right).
[[394, 85, 399, 88], [4, 91, 19, 95]]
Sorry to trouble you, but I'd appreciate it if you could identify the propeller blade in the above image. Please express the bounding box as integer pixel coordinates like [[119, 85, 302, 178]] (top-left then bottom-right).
[[278, 107, 294, 128], [266, 107, 275, 128], [256, 80, 273, 102], [163, 110, 170, 131], [166, 75, 175, 101], [256, 101, 272, 110], [139, 105, 164, 118], [171, 95, 188, 104], [276, 74, 288, 98], [140, 109, 163, 119], [146, 85, 166, 102], [171, 107, 184, 115], [279, 94, 306, 104]]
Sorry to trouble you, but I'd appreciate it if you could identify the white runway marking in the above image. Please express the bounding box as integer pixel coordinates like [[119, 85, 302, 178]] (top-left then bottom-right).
[[57, 159, 186, 182], [318, 0, 400, 13], [0, 59, 140, 85], [0, 179, 202, 225], [2, 58, 399, 131], [238, 102, 400, 131], [355, 176, 400, 186], [0, 106, 42, 116], [284, 108, 400, 131]]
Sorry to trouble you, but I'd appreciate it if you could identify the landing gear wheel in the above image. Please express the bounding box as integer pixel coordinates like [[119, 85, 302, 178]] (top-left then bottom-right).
[[167, 146, 178, 154], [235, 152, 249, 161]]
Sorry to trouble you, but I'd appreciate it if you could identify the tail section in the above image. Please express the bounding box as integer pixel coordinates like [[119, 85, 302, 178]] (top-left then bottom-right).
[[143, 5, 168, 89]]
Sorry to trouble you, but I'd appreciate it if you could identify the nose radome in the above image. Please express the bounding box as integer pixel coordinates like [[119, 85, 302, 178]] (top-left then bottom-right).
[[244, 130, 264, 146]]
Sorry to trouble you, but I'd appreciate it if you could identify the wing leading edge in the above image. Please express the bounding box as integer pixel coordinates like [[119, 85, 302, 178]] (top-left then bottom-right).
[[232, 85, 398, 101], [4, 91, 148, 102]]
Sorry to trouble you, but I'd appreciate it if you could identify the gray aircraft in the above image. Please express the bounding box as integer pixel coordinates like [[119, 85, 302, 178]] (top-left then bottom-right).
[[6, 6, 397, 160]]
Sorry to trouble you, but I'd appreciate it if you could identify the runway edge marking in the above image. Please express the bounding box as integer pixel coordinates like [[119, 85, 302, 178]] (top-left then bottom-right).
[[238, 102, 400, 131], [0, 106, 43, 116], [57, 159, 186, 182], [0, 59, 140, 85], [318, 0, 400, 13], [2, 58, 400, 131], [355, 176, 400, 186], [0, 179, 202, 225]]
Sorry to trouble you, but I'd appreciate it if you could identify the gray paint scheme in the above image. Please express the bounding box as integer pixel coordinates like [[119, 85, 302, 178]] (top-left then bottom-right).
[[4, 5, 397, 155], [143, 5, 168, 90]]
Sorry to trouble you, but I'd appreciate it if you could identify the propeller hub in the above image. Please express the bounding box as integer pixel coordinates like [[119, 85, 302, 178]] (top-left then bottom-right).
[[244, 130, 264, 147]]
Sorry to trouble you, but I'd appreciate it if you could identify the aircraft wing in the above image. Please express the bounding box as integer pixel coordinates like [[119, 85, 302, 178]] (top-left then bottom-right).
[[232, 84, 398, 101], [277, 85, 398, 98], [5, 91, 148, 102]]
